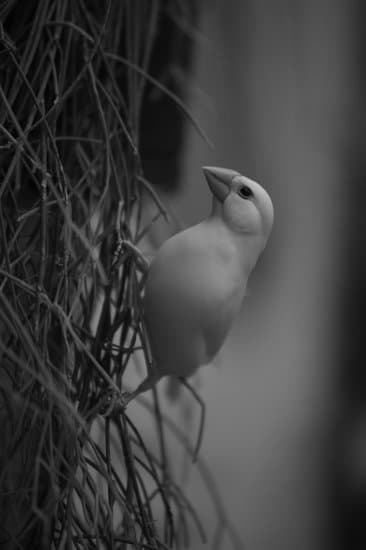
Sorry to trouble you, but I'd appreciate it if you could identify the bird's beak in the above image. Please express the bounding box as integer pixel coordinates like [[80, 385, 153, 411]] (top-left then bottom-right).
[[202, 166, 234, 203]]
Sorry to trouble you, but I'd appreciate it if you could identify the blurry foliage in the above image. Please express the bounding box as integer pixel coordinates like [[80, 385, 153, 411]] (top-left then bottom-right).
[[0, 1, 241, 549]]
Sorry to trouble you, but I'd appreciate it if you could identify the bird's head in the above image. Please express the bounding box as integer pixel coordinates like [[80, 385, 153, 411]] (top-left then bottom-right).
[[203, 166, 274, 246]]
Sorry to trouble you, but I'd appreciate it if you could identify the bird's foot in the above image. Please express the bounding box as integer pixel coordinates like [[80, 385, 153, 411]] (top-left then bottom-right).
[[99, 390, 132, 417]]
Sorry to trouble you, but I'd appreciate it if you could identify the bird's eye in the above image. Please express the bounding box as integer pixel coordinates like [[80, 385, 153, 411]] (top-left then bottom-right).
[[238, 185, 253, 199]]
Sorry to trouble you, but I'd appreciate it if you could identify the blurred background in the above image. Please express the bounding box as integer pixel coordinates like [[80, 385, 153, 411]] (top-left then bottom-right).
[[139, 1, 366, 549]]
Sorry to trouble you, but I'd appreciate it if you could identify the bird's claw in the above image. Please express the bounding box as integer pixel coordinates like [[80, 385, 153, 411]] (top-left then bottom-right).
[[99, 390, 132, 417]]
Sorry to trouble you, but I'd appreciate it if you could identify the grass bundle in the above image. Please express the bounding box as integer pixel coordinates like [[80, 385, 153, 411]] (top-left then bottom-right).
[[0, 1, 243, 548]]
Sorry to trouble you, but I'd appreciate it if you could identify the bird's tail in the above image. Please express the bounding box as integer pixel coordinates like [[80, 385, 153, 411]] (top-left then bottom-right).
[[165, 377, 183, 401]]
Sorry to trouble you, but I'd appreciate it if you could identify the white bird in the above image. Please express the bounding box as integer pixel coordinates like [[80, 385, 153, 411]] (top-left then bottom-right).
[[128, 166, 273, 401]]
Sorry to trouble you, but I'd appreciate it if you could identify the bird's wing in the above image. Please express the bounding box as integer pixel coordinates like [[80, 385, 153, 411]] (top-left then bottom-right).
[[143, 224, 245, 375]]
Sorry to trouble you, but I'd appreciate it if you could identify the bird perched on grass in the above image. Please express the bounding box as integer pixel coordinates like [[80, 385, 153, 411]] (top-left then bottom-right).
[[127, 166, 274, 403]]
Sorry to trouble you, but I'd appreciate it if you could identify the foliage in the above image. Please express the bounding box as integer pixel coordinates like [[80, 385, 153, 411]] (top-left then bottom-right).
[[0, 1, 242, 548]]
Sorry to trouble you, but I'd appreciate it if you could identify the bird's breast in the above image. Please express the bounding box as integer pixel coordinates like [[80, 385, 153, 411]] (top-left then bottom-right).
[[143, 224, 249, 373], [199, 258, 245, 360]]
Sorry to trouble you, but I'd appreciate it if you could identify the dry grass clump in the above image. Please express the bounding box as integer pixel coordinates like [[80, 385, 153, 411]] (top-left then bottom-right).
[[0, 1, 243, 548]]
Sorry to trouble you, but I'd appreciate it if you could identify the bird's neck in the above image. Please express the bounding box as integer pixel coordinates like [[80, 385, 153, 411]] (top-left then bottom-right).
[[210, 197, 223, 217], [209, 198, 265, 275]]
